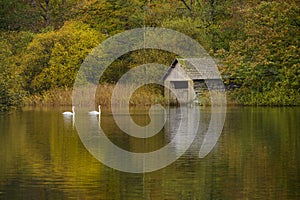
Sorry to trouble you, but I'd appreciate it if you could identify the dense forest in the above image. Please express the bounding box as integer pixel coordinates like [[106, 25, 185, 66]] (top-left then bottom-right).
[[0, 0, 299, 111]]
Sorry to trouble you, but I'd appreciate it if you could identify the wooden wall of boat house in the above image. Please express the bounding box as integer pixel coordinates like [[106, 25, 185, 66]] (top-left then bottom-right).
[[163, 62, 196, 105]]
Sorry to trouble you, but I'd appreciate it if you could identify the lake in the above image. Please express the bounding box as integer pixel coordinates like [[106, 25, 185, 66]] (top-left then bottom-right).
[[0, 106, 299, 199]]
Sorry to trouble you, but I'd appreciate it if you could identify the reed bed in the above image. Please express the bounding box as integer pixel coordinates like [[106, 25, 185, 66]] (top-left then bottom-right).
[[24, 83, 168, 107]]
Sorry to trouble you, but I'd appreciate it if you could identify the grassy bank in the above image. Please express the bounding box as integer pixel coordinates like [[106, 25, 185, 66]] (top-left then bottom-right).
[[227, 88, 300, 106], [24, 83, 169, 107]]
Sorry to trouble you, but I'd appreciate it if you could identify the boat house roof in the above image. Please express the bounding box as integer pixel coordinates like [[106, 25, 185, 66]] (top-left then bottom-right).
[[162, 58, 221, 81]]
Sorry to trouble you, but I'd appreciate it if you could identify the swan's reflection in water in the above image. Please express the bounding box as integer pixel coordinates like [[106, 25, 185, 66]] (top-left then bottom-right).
[[62, 114, 75, 129], [80, 114, 101, 146]]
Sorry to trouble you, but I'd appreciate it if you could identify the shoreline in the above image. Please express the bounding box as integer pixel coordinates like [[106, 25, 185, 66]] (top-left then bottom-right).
[[22, 85, 300, 108]]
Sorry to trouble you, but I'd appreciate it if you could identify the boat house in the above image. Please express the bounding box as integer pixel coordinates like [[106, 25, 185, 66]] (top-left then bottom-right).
[[162, 58, 222, 104]]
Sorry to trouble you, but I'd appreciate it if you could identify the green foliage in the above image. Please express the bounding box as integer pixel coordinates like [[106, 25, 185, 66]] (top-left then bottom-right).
[[162, 17, 211, 50], [144, 0, 183, 27], [228, 88, 300, 106], [0, 0, 40, 31], [0, 31, 33, 111], [21, 21, 105, 93], [76, 0, 144, 35], [1, 0, 299, 107], [99, 49, 175, 84], [31, 0, 85, 29], [0, 0, 91, 32], [219, 1, 300, 105]]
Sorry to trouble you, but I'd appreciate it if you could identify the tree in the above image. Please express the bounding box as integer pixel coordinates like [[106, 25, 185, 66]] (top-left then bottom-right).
[[21, 21, 105, 93], [219, 1, 300, 105], [0, 0, 42, 31], [0, 32, 33, 111], [76, 0, 144, 35], [0, 0, 87, 31], [26, 0, 82, 29]]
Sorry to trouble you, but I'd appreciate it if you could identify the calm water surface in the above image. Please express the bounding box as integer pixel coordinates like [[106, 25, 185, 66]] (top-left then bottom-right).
[[0, 106, 299, 199]]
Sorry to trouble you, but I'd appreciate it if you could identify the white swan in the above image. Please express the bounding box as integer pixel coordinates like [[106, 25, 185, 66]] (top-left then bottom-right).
[[63, 106, 75, 116], [89, 105, 101, 115]]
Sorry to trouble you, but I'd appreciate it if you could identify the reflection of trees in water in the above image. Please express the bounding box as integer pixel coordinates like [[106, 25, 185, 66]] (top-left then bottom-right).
[[0, 110, 120, 199], [159, 107, 300, 199], [0, 112, 27, 181], [0, 107, 299, 199]]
